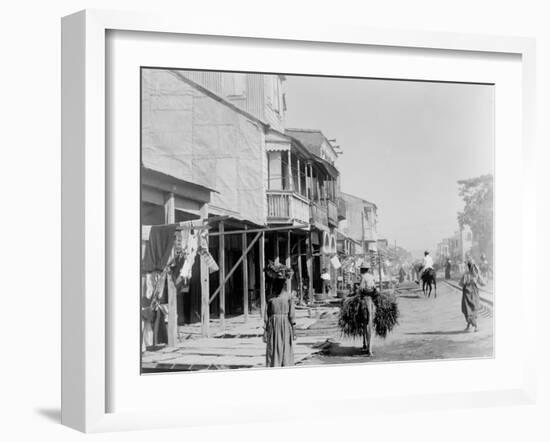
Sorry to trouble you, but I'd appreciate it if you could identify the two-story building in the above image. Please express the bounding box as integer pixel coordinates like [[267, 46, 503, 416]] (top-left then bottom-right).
[[280, 129, 343, 296], [436, 224, 474, 271], [142, 68, 353, 336], [339, 192, 378, 252], [328, 192, 381, 291]]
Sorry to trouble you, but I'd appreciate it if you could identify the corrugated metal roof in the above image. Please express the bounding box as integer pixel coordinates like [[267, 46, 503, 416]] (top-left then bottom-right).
[[340, 191, 378, 209], [285, 128, 326, 156]]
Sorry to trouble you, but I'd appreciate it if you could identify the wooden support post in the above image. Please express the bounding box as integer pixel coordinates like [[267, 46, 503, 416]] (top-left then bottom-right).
[[219, 221, 225, 331], [164, 192, 175, 224], [287, 149, 293, 191], [316, 173, 321, 203], [361, 211, 366, 256], [163, 192, 177, 346], [275, 232, 279, 261], [378, 252, 383, 289], [286, 230, 291, 292], [242, 226, 249, 322], [200, 203, 210, 337], [209, 231, 262, 304], [152, 273, 167, 345], [308, 163, 313, 200], [166, 269, 178, 347], [297, 237, 303, 302], [307, 230, 314, 303], [297, 158, 301, 195], [259, 231, 266, 318]]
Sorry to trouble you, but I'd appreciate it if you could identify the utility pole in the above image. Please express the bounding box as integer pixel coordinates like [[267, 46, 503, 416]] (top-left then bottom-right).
[[378, 249, 383, 289], [361, 210, 366, 259]]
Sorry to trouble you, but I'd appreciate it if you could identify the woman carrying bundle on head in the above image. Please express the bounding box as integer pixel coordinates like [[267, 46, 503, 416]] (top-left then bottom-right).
[[459, 254, 486, 332], [263, 261, 296, 367]]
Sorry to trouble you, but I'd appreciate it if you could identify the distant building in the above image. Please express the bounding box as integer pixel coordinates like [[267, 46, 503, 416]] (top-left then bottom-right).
[[436, 239, 451, 264], [437, 225, 474, 266], [285, 128, 339, 165], [338, 192, 378, 254]]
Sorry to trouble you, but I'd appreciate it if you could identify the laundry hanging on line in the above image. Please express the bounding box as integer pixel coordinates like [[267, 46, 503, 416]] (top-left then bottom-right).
[[142, 224, 178, 272]]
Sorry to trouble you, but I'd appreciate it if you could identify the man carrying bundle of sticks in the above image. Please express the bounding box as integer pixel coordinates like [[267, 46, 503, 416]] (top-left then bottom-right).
[[338, 264, 399, 357], [359, 264, 377, 295], [358, 264, 377, 355]]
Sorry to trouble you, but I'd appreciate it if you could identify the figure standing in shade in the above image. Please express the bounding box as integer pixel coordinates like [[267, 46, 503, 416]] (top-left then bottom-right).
[[398, 265, 406, 283], [263, 261, 296, 367], [445, 258, 452, 280], [321, 267, 331, 295]]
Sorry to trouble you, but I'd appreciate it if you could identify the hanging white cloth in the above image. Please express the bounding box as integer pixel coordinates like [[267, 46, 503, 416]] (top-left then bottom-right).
[[179, 229, 199, 281]]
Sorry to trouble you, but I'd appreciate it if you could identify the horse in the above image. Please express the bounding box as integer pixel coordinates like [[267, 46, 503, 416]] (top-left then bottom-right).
[[415, 263, 437, 298]]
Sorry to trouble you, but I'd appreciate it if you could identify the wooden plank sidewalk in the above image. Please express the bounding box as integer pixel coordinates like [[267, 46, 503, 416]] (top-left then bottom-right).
[[142, 308, 335, 371], [141, 335, 332, 370]]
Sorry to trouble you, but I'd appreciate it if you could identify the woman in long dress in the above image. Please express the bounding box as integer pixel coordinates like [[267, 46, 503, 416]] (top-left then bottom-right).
[[263, 262, 296, 367], [459, 256, 485, 332], [445, 259, 452, 280]]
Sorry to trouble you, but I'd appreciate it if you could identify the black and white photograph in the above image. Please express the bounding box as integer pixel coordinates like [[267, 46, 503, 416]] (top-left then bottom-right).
[[4, 0, 548, 439], [140, 68, 494, 373]]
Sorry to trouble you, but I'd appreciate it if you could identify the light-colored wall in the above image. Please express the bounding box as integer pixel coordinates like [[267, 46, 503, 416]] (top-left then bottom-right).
[[339, 193, 378, 244], [262, 75, 285, 132], [142, 69, 267, 225], [320, 138, 337, 164], [268, 151, 283, 190], [179, 71, 285, 132]]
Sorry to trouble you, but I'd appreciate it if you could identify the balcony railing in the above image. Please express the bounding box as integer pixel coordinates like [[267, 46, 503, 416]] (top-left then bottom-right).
[[326, 200, 338, 227], [266, 190, 310, 225], [310, 202, 328, 227], [337, 197, 346, 220]]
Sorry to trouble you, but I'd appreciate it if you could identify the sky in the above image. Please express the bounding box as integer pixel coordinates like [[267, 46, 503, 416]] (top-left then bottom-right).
[[283, 75, 494, 255]]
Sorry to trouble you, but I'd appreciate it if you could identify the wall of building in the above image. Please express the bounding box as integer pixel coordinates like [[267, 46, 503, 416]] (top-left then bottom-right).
[[339, 193, 378, 245], [178, 71, 285, 133], [142, 69, 267, 225]]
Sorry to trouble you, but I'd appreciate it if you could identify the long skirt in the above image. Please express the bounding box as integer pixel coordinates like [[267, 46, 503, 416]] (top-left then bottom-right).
[[265, 315, 294, 367], [461, 284, 480, 327]]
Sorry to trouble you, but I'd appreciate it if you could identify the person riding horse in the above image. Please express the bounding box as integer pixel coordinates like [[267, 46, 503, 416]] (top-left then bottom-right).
[[416, 251, 433, 282], [416, 251, 437, 297]]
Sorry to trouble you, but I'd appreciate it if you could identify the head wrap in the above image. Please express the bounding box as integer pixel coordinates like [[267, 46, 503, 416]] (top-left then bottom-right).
[[264, 260, 292, 280]]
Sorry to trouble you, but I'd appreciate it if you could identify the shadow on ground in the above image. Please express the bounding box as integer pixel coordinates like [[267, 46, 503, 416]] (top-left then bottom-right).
[[35, 408, 60, 423], [405, 330, 467, 336], [317, 342, 370, 358]]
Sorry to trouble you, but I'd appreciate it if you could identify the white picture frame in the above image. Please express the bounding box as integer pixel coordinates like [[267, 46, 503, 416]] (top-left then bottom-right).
[[61, 9, 537, 433]]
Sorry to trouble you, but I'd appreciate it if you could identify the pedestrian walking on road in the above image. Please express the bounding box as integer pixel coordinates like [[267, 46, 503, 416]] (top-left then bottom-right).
[[321, 267, 331, 296], [459, 255, 485, 332], [445, 258, 452, 280], [263, 261, 296, 367], [398, 265, 406, 283]]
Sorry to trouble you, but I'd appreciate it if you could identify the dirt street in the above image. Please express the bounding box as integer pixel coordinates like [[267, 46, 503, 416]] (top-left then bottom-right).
[[298, 281, 494, 366]]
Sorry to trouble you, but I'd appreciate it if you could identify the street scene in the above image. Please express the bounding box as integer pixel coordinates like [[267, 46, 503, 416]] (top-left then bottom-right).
[[140, 69, 494, 373]]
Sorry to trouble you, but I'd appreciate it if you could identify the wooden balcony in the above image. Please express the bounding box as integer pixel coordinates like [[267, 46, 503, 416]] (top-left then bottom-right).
[[266, 190, 310, 225], [337, 197, 346, 220], [326, 200, 338, 227], [310, 202, 328, 227]]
